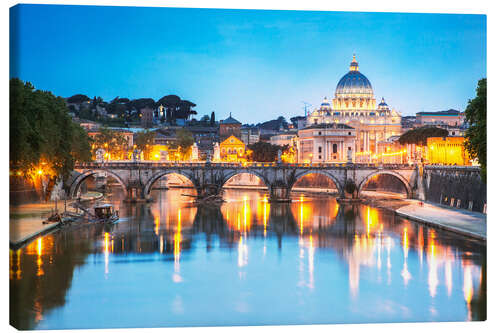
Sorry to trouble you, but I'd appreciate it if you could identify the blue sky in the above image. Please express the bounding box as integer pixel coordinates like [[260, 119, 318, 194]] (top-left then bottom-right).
[[10, 4, 486, 123]]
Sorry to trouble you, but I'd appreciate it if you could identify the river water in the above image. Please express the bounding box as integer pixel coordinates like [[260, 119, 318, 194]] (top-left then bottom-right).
[[10, 188, 486, 330]]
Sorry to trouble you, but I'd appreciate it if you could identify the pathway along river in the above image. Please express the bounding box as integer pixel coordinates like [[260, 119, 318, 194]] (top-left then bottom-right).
[[10, 188, 486, 330]]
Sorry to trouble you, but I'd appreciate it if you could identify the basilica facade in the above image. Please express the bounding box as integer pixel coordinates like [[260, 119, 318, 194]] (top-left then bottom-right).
[[302, 55, 402, 163]]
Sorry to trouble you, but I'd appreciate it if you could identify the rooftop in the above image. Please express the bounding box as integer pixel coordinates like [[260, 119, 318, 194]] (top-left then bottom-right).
[[221, 112, 241, 125], [416, 109, 462, 116]]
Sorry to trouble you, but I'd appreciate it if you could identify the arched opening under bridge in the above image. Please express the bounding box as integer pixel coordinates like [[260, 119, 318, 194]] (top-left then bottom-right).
[[291, 171, 341, 197], [144, 171, 197, 200], [69, 170, 127, 199], [358, 171, 411, 199], [222, 171, 268, 190]]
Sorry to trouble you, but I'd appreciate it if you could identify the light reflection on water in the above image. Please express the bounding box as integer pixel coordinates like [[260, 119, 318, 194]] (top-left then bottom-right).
[[10, 188, 486, 330]]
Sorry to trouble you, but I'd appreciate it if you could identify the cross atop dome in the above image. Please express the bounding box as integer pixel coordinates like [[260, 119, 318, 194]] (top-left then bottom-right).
[[349, 54, 359, 71]]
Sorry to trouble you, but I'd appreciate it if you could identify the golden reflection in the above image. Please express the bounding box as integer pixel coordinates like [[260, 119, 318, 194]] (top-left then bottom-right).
[[291, 194, 338, 234], [362, 205, 381, 238], [463, 261, 474, 321], [418, 226, 424, 267], [262, 196, 269, 237], [154, 215, 159, 236], [174, 209, 182, 263], [463, 262, 473, 304], [36, 237, 44, 277], [173, 208, 183, 283], [427, 231, 438, 297], [222, 191, 269, 233], [401, 228, 411, 285], [104, 232, 110, 276], [9, 249, 22, 280]]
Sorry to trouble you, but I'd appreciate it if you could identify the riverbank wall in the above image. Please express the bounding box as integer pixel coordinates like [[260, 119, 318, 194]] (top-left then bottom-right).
[[423, 166, 486, 213]]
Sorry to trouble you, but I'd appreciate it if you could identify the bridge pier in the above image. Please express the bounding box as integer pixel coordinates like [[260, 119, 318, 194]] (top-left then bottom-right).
[[269, 185, 291, 203], [124, 185, 150, 203]]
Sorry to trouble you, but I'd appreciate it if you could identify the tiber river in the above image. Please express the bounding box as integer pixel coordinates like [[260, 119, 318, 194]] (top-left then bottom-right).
[[10, 188, 486, 330]]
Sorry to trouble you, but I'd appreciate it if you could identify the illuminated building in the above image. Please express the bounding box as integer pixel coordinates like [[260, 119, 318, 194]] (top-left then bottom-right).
[[426, 136, 471, 165], [219, 135, 247, 162], [219, 113, 242, 141], [416, 109, 464, 127], [270, 130, 298, 147], [306, 55, 403, 161], [297, 123, 356, 163]]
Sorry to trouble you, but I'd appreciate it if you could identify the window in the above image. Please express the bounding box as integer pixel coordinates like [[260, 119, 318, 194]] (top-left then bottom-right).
[[318, 155, 322, 160], [318, 131, 322, 135], [318, 146, 322, 153], [348, 132, 351, 136], [332, 144, 338, 154]]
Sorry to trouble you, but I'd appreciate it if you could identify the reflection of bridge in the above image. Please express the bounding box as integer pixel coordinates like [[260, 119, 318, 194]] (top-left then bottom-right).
[[68, 161, 421, 202]]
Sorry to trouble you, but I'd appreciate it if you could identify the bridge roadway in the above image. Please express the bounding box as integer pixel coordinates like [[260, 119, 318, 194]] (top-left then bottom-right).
[[69, 161, 420, 202]]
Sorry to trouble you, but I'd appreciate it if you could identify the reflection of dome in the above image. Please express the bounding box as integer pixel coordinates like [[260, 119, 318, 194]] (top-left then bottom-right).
[[335, 55, 373, 98]]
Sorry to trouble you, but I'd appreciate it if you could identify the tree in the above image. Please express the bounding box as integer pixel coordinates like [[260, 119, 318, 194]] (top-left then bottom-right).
[[464, 78, 487, 182], [67, 94, 90, 104], [210, 111, 216, 126], [91, 127, 129, 160], [168, 128, 194, 160], [398, 126, 449, 146], [10, 78, 92, 193], [135, 130, 156, 160], [247, 142, 282, 162]]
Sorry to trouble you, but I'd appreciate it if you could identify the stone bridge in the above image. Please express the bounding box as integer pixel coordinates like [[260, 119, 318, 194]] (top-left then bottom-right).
[[67, 161, 422, 202]]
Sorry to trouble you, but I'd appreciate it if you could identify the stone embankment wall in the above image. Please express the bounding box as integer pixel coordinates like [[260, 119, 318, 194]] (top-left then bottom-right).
[[423, 166, 486, 213]]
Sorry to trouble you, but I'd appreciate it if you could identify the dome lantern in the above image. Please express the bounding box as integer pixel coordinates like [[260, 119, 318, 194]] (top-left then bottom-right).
[[349, 54, 359, 71]]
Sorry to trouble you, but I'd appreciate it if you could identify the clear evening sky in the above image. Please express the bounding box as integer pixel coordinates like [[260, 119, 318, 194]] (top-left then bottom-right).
[[10, 4, 486, 123]]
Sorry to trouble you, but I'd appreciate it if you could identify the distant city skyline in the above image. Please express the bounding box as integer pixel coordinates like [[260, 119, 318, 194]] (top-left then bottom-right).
[[10, 4, 486, 123]]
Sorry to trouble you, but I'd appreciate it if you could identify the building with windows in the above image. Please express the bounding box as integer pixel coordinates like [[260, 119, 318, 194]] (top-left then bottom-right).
[[270, 130, 298, 147], [305, 55, 403, 157], [298, 123, 356, 163], [241, 126, 260, 146], [219, 113, 242, 141], [426, 136, 471, 165], [416, 109, 464, 127], [219, 135, 247, 162]]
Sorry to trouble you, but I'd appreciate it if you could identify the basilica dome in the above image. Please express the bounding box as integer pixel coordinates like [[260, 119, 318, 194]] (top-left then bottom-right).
[[335, 55, 374, 98]]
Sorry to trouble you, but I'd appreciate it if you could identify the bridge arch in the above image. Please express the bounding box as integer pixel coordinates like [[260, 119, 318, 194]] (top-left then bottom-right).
[[143, 170, 198, 198], [357, 170, 412, 198], [221, 169, 272, 192], [291, 170, 343, 194], [69, 169, 127, 198]]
